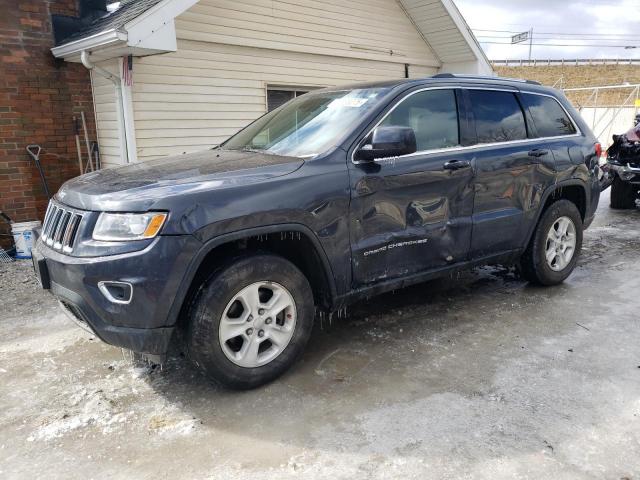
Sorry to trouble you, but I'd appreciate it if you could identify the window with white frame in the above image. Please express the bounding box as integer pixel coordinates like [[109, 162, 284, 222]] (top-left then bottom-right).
[[267, 87, 314, 112]]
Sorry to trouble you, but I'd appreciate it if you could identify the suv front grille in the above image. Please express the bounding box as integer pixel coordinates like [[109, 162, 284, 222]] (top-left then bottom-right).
[[41, 201, 84, 253]]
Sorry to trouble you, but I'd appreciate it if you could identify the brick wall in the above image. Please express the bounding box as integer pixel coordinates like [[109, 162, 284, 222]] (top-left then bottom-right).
[[0, 0, 96, 251], [494, 64, 640, 107]]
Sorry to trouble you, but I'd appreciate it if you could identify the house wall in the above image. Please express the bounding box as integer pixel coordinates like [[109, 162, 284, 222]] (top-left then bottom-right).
[[90, 60, 122, 168], [0, 0, 96, 250], [125, 0, 440, 161], [179, 0, 439, 67]]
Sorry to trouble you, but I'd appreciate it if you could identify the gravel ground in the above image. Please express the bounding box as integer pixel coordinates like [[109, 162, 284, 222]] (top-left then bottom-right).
[[1, 189, 639, 479]]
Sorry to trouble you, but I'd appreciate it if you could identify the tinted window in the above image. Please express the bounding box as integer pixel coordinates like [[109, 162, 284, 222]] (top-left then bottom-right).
[[380, 89, 459, 151], [468, 90, 527, 144], [521, 93, 577, 137]]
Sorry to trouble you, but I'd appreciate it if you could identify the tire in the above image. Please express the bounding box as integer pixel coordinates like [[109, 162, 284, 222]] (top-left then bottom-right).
[[610, 175, 637, 209], [187, 254, 314, 390], [520, 199, 583, 286]]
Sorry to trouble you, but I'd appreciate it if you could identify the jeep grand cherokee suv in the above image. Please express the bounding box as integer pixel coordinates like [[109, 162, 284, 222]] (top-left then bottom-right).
[[33, 75, 602, 389]]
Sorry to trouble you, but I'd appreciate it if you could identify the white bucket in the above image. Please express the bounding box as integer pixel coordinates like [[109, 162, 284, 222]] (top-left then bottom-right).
[[11, 221, 42, 259]]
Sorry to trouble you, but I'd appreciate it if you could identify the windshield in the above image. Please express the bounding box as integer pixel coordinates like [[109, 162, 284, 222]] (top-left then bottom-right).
[[222, 87, 390, 158]]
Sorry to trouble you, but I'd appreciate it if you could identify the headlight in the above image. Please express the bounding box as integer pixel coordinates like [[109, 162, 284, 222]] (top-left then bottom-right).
[[93, 212, 167, 242]]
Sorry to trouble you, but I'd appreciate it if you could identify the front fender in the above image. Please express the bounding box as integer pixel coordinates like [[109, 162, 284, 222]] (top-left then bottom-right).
[[164, 223, 339, 327]]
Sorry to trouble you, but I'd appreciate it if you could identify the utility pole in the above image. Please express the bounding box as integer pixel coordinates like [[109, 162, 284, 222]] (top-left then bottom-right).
[[528, 28, 533, 61]]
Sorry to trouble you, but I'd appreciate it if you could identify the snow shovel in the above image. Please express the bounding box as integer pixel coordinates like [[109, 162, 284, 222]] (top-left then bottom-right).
[[26, 145, 51, 200]]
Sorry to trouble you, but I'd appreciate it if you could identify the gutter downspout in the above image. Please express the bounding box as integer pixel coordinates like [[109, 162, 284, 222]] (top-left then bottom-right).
[[80, 51, 130, 164]]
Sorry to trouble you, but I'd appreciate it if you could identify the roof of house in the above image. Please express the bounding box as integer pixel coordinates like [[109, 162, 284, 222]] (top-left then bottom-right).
[[57, 0, 164, 45], [52, 0, 491, 74]]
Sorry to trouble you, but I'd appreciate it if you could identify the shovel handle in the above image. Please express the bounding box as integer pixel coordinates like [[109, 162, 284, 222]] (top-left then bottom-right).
[[26, 145, 41, 160]]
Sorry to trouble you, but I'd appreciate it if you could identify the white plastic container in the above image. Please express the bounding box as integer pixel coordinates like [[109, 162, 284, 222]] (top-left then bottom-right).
[[11, 221, 41, 259]]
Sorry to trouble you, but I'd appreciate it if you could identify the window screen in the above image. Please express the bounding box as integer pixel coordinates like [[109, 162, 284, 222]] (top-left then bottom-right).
[[380, 89, 459, 151], [267, 89, 309, 112], [520, 93, 577, 137], [468, 90, 527, 144]]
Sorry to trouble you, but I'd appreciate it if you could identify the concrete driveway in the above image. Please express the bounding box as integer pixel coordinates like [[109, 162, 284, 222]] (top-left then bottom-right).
[[1, 189, 639, 480]]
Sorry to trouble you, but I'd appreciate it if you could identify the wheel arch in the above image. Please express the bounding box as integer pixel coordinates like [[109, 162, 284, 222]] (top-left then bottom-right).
[[523, 180, 588, 249], [167, 224, 338, 330]]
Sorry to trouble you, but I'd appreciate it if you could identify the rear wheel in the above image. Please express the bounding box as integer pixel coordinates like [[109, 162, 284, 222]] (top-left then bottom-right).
[[520, 200, 583, 286], [187, 254, 314, 389], [610, 175, 637, 209]]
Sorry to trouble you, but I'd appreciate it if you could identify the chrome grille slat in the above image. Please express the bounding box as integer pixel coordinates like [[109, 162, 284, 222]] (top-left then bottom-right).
[[41, 201, 85, 253], [46, 209, 63, 246], [62, 214, 81, 253], [41, 203, 54, 240], [53, 212, 71, 248], [43, 205, 58, 241]]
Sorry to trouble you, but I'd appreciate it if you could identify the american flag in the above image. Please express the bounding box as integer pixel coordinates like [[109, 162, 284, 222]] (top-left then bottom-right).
[[122, 55, 133, 87]]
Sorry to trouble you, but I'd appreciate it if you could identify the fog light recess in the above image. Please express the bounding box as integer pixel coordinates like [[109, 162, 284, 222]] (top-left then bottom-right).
[[98, 281, 133, 304]]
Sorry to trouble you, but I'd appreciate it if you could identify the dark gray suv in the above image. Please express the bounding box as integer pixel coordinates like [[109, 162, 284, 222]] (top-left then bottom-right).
[[33, 74, 602, 389]]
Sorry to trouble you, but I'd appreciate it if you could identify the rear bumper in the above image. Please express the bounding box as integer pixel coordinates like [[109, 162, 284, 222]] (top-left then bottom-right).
[[33, 234, 201, 355]]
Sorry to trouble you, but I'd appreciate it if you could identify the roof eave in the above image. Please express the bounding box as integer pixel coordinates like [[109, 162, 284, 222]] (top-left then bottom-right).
[[439, 0, 493, 72], [51, 29, 128, 59]]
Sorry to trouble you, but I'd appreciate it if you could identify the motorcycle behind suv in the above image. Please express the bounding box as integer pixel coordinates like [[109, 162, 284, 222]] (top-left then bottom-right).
[[607, 122, 640, 209]]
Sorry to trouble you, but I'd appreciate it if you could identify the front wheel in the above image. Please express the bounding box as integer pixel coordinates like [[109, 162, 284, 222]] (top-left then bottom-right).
[[187, 254, 315, 390], [519, 199, 583, 286]]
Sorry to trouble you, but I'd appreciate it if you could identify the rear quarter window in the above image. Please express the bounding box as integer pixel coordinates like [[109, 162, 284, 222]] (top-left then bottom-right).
[[468, 90, 527, 144], [520, 93, 577, 137]]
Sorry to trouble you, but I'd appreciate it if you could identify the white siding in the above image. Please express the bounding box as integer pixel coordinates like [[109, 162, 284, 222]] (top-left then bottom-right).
[[177, 0, 439, 67], [91, 60, 122, 168], [131, 0, 441, 160]]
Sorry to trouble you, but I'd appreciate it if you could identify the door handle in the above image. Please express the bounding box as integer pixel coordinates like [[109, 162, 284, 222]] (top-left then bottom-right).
[[443, 160, 471, 171], [528, 149, 550, 158]]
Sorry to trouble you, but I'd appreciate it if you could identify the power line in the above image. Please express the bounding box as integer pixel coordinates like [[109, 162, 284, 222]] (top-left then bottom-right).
[[473, 29, 640, 37], [479, 41, 640, 48], [477, 34, 640, 40], [476, 35, 640, 42]]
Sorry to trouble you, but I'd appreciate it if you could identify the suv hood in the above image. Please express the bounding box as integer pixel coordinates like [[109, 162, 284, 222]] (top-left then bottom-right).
[[57, 149, 304, 211]]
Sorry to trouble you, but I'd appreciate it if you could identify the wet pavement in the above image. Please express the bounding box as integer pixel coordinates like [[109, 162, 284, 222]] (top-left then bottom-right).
[[1, 189, 639, 479]]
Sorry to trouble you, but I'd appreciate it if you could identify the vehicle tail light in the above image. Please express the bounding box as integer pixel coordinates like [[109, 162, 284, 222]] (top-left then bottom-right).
[[595, 143, 603, 158]]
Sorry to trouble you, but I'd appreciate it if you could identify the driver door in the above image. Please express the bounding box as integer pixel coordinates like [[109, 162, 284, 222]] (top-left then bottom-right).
[[348, 88, 476, 287]]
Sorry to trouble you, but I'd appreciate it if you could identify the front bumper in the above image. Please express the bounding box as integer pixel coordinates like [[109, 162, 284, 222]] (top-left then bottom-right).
[[33, 234, 201, 355]]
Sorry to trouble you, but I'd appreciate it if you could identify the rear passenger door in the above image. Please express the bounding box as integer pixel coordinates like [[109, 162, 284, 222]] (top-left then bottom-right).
[[465, 88, 547, 258], [516, 92, 582, 243]]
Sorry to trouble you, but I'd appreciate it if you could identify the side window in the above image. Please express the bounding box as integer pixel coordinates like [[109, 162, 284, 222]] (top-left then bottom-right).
[[520, 93, 577, 137], [468, 90, 527, 144], [380, 89, 459, 151]]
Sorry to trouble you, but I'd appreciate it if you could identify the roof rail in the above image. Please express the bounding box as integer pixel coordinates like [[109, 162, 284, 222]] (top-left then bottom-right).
[[431, 73, 542, 86]]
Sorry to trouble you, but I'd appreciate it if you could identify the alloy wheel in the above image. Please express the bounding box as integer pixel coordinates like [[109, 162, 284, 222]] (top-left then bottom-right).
[[545, 216, 577, 272], [218, 281, 297, 368]]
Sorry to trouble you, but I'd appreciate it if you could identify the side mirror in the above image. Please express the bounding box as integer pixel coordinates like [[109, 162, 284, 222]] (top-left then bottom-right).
[[356, 126, 417, 162]]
